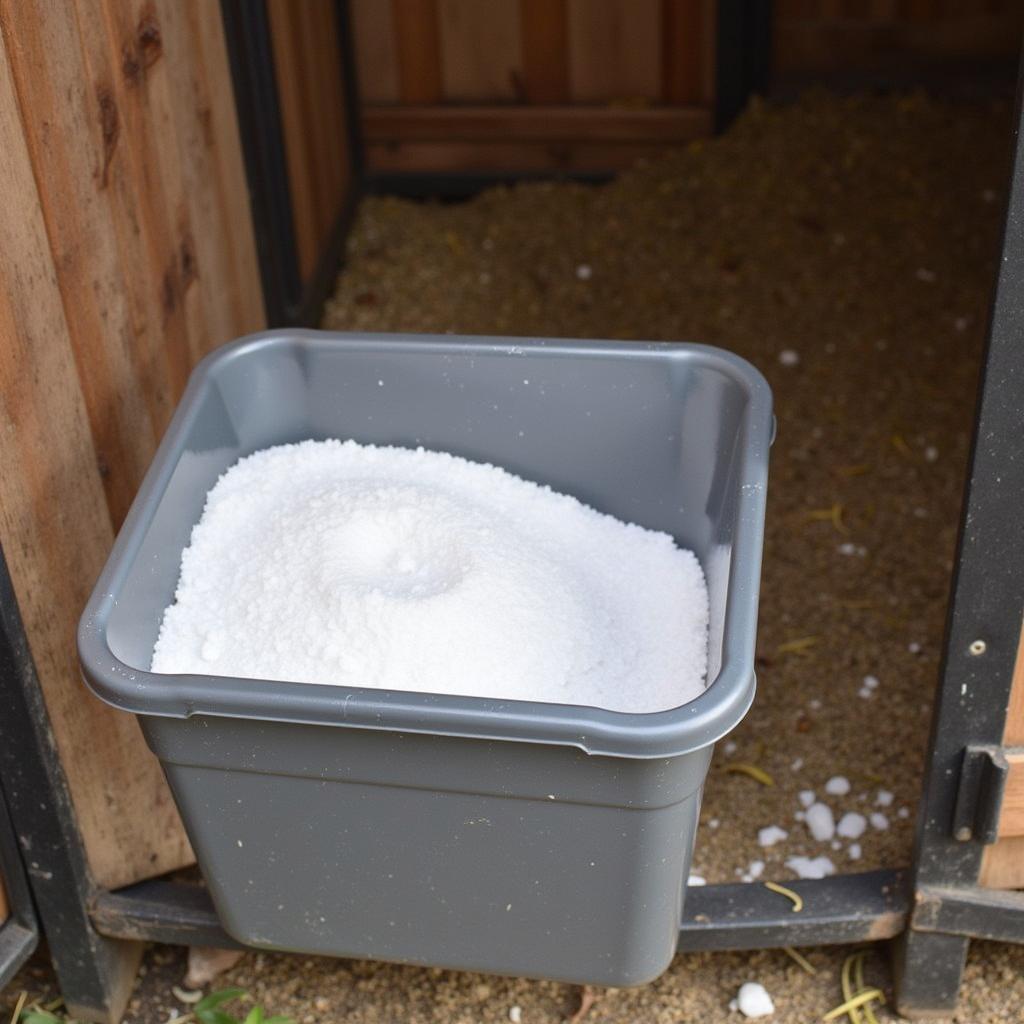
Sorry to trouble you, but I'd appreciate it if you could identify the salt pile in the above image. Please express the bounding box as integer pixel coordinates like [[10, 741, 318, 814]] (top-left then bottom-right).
[[152, 440, 709, 713]]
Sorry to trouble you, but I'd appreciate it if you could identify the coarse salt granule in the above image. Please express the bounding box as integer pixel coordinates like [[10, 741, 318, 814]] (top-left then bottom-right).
[[152, 440, 709, 713]]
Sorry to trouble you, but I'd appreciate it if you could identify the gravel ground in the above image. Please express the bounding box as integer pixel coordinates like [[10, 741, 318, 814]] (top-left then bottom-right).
[[6, 938, 1024, 1023], [5, 90, 1020, 1023], [323, 89, 1011, 883]]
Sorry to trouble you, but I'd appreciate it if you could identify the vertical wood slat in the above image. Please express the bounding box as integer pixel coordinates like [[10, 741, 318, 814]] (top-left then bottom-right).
[[96, 0, 199, 383], [185, 0, 264, 335], [268, 0, 351, 286], [661, 0, 705, 105], [393, 0, 443, 103], [0, 0, 262, 892], [0, 19, 194, 893], [567, 0, 662, 103], [438, 0, 521, 102], [518, 0, 569, 103], [267, 0, 320, 282], [351, 0, 400, 103], [0, 0, 157, 526], [298, 1, 349, 256]]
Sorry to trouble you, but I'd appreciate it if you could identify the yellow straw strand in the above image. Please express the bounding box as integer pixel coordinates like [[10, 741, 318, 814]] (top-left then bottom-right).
[[776, 636, 820, 656], [782, 946, 817, 974], [763, 880, 803, 912], [724, 763, 775, 786], [822, 989, 886, 1022]]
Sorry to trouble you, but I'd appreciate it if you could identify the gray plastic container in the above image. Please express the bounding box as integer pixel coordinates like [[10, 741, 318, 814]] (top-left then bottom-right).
[[79, 331, 771, 986]]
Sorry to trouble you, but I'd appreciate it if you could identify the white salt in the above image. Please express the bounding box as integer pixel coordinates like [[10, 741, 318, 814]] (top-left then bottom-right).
[[805, 803, 836, 842], [778, 349, 800, 367], [837, 812, 867, 839], [509, 1007, 522, 1024], [786, 855, 835, 880], [875, 790, 894, 807], [152, 440, 709, 713], [735, 982, 774, 1018], [758, 826, 788, 848], [688, 874, 707, 887], [575, 264, 593, 281], [897, 807, 910, 819], [863, 675, 879, 690], [791, 757, 804, 771], [870, 812, 890, 831], [798, 790, 816, 809], [848, 843, 862, 860], [825, 776, 851, 796]]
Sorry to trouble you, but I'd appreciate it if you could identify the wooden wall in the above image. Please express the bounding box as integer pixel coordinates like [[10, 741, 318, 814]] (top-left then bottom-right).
[[774, 0, 1024, 77], [351, 0, 716, 174], [268, 0, 355, 286], [0, 1, 263, 891]]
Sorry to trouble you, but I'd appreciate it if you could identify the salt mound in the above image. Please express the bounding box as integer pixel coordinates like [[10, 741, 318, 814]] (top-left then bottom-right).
[[151, 440, 708, 713]]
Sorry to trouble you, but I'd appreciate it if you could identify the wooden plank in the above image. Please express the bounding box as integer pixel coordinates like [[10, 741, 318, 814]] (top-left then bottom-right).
[[567, 0, 661, 102], [267, 0, 320, 282], [519, 0, 569, 103], [980, 621, 1024, 888], [298, 1, 349, 258], [998, 752, 1024, 839], [0, 0, 157, 526], [152, 0, 263, 355], [1004, 619, 1024, 745], [365, 137, 704, 175], [980, 836, 1024, 889], [351, 0, 400, 103], [364, 104, 711, 142], [96, 0, 203, 377], [0, 26, 192, 891], [662, 0, 705, 106], [438, 0, 521, 102], [393, 0, 442, 104], [185, 0, 264, 336], [268, 0, 351, 286]]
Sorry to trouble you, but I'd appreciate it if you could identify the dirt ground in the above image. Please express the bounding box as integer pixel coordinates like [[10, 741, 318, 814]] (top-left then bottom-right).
[[5, 90, 1022, 1022]]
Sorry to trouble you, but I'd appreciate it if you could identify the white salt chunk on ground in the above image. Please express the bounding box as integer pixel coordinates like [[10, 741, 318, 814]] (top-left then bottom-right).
[[805, 803, 836, 842], [688, 874, 707, 887], [863, 674, 879, 690], [509, 1006, 522, 1024], [735, 982, 775, 1018], [791, 757, 804, 771], [825, 776, 851, 796], [898, 807, 910, 819], [746, 860, 765, 881], [724, 740, 738, 755], [786, 855, 835, 880], [837, 812, 867, 839], [798, 790, 816, 808], [778, 349, 800, 366], [758, 826, 788, 848], [848, 843, 862, 860], [870, 812, 890, 831], [876, 790, 894, 807], [152, 440, 709, 713]]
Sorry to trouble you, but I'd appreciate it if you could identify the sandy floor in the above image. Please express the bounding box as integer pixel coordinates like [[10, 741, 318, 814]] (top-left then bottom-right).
[[322, 90, 1010, 882], [5, 90, 1022, 1023]]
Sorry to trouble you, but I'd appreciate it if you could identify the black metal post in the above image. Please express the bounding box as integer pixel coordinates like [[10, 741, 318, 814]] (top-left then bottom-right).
[[894, 67, 1024, 1017], [0, 548, 142, 1023], [0, 771, 38, 991]]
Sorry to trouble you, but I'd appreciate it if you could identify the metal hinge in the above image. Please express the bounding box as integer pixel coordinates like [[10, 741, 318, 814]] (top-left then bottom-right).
[[951, 745, 1009, 844]]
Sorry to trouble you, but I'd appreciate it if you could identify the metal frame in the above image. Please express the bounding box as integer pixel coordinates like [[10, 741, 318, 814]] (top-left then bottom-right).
[[0, 548, 141, 1023], [892, 61, 1024, 1017], [0, 762, 38, 991], [2, 6, 1023, 1022]]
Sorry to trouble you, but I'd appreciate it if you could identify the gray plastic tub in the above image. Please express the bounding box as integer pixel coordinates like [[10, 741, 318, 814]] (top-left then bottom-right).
[[79, 330, 771, 986]]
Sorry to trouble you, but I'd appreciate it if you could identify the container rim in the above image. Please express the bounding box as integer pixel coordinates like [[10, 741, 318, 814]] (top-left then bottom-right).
[[78, 331, 772, 759]]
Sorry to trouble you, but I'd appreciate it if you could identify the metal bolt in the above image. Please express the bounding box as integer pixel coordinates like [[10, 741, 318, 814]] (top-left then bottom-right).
[[968, 639, 987, 656], [955, 825, 973, 842]]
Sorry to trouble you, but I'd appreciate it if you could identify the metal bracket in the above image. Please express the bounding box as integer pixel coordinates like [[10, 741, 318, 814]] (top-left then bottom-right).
[[951, 745, 1008, 844]]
